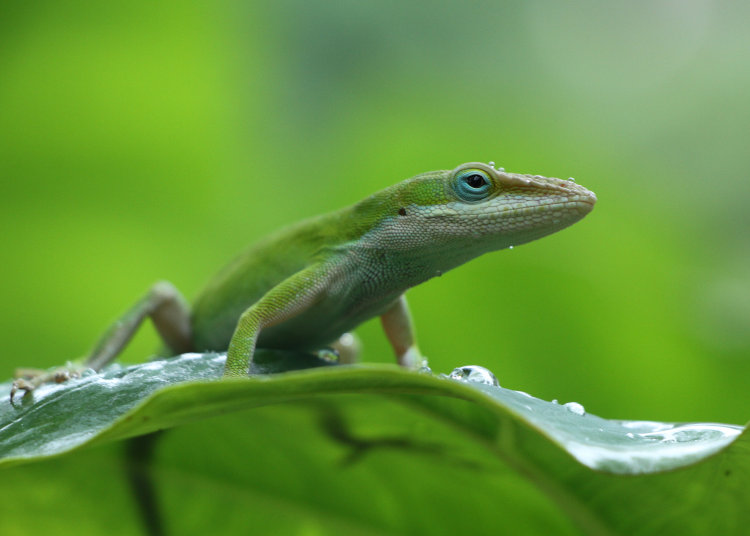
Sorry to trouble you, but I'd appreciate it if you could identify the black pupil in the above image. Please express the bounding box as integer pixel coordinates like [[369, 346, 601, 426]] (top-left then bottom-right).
[[466, 174, 486, 188]]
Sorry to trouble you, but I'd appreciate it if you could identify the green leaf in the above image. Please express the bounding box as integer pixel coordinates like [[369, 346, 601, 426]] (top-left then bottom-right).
[[1, 354, 747, 535]]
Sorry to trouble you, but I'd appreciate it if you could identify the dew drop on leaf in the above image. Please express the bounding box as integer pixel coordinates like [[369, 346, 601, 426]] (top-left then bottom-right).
[[448, 365, 499, 387], [563, 401, 586, 416]]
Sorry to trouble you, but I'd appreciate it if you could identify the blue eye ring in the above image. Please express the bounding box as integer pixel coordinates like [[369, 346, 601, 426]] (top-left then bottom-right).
[[453, 169, 493, 202]]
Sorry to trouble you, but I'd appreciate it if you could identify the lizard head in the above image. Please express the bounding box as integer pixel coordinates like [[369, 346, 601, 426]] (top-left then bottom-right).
[[370, 162, 597, 264]]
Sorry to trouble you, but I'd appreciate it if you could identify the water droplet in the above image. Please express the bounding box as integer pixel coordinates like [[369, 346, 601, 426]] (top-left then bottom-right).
[[508, 245, 514, 250], [568, 177, 576, 182], [497, 167, 505, 172], [551, 399, 559, 404], [418, 364, 433, 375], [488, 161, 496, 167], [563, 401, 586, 416], [448, 365, 499, 387], [640, 423, 741, 444]]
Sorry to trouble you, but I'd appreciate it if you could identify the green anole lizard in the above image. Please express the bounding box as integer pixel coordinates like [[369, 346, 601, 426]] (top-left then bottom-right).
[[11, 162, 596, 399]]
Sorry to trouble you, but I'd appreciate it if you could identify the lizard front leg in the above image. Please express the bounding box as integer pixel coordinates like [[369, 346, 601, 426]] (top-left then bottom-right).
[[223, 264, 330, 377]]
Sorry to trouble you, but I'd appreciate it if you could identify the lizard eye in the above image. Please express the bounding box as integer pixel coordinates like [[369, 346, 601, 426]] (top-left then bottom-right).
[[454, 169, 493, 202]]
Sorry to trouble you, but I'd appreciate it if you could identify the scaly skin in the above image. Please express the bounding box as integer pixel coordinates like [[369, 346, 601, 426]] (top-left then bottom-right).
[[11, 161, 596, 400], [190, 161, 597, 375]]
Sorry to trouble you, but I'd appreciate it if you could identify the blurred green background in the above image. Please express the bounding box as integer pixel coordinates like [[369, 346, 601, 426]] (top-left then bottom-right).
[[2, 0, 749, 427]]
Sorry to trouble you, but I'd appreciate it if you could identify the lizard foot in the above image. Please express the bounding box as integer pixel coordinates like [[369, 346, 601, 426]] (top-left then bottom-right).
[[328, 333, 361, 364], [10, 364, 84, 404]]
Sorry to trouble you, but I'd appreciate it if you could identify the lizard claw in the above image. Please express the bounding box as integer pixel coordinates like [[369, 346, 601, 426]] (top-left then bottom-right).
[[9, 378, 33, 404]]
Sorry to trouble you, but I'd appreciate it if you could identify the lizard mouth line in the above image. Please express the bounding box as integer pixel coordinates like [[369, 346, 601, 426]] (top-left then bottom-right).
[[504, 197, 597, 213]]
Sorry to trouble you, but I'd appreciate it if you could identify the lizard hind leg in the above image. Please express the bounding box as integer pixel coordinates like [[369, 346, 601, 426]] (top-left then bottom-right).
[[380, 295, 425, 369], [325, 332, 362, 364], [85, 280, 193, 370], [11, 281, 192, 402]]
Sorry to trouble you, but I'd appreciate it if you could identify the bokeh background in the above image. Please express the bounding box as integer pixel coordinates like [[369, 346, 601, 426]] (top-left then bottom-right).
[[2, 1, 749, 427]]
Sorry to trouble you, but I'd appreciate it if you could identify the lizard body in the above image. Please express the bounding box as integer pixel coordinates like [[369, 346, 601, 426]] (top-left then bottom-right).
[[12, 161, 596, 398]]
